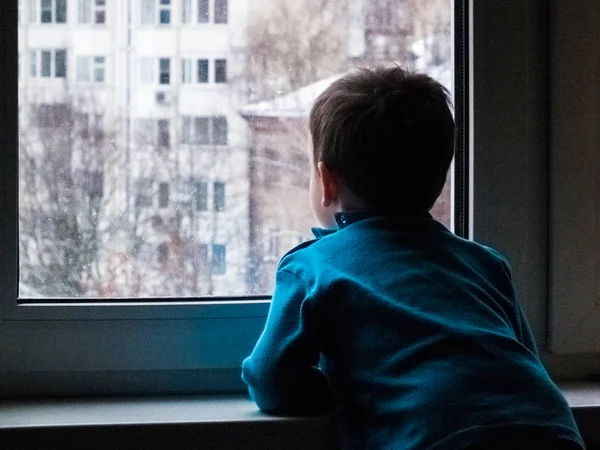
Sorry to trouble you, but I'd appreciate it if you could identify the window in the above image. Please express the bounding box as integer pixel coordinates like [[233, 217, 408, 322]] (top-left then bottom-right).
[[79, 0, 106, 24], [157, 119, 170, 148], [214, 182, 225, 212], [214, 0, 227, 24], [159, 58, 170, 84], [136, 119, 170, 148], [212, 244, 226, 275], [182, 0, 192, 23], [76, 56, 105, 83], [30, 49, 67, 78], [158, 182, 169, 208], [215, 59, 227, 83], [197, 59, 209, 83], [139, 57, 154, 84], [135, 179, 153, 208], [181, 58, 193, 83], [195, 181, 208, 211], [181, 116, 209, 144], [140, 0, 155, 24], [139, 58, 169, 85], [198, 0, 208, 23], [212, 116, 227, 145], [36, 0, 66, 23], [159, 0, 170, 24], [22, 0, 600, 399]]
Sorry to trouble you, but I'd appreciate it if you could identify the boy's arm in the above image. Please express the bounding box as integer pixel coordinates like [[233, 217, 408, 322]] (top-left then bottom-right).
[[497, 257, 540, 358], [242, 268, 334, 416]]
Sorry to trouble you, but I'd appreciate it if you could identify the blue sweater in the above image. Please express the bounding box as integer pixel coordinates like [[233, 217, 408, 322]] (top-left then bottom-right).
[[242, 213, 584, 450]]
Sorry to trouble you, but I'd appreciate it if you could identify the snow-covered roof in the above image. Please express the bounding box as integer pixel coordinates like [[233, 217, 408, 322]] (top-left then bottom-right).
[[240, 74, 345, 119]]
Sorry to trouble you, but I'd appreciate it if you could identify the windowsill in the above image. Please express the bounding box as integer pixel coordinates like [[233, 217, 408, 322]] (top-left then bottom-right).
[[0, 382, 598, 450]]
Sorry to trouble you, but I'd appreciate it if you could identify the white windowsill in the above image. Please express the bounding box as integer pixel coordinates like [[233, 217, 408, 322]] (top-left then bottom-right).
[[0, 383, 598, 449]]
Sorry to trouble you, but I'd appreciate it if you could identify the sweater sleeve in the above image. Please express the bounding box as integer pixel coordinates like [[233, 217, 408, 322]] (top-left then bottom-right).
[[241, 268, 334, 415], [497, 256, 540, 358]]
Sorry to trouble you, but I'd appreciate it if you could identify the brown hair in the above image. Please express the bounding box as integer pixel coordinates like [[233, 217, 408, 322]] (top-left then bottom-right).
[[309, 66, 454, 212]]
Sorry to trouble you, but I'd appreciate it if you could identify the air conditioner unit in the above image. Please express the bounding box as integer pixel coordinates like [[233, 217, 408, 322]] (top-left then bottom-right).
[[155, 91, 171, 105]]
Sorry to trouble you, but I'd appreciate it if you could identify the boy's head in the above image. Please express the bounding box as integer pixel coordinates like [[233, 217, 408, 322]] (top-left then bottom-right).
[[308, 66, 454, 226]]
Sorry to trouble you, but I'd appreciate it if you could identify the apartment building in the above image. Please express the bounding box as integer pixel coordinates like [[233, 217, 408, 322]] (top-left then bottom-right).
[[18, 0, 250, 297]]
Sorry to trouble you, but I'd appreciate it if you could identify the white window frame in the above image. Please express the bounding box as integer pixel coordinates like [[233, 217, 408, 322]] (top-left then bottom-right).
[[4, 0, 600, 398], [78, 0, 106, 25], [181, 58, 193, 83], [30, 49, 67, 79], [140, 0, 171, 25], [33, 0, 67, 24], [139, 58, 169, 85], [76, 55, 105, 83]]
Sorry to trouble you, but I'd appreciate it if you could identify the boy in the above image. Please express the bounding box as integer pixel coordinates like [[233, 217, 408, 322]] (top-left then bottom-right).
[[242, 67, 584, 450]]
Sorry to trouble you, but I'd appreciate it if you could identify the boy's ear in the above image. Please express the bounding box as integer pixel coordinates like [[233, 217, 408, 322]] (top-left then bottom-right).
[[317, 161, 339, 208]]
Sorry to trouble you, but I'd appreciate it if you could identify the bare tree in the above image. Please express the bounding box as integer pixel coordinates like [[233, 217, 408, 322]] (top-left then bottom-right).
[[246, 0, 348, 102], [19, 88, 119, 297]]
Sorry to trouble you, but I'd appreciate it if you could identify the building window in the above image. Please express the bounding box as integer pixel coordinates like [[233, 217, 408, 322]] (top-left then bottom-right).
[[135, 179, 153, 208], [181, 116, 210, 145], [195, 181, 208, 211], [159, 58, 170, 84], [214, 182, 225, 212], [31, 49, 67, 79], [212, 116, 228, 145], [37, 0, 67, 23], [181, 58, 193, 83], [182, 0, 192, 23], [215, 59, 227, 83], [214, 0, 227, 24], [197, 59, 209, 83], [292, 153, 309, 187], [158, 183, 169, 209], [159, 0, 171, 24], [157, 119, 170, 148], [140, 0, 155, 24], [79, 0, 106, 24], [139, 57, 154, 84], [76, 56, 105, 83], [195, 244, 209, 269], [198, 0, 209, 23], [212, 244, 226, 275], [157, 242, 169, 263]]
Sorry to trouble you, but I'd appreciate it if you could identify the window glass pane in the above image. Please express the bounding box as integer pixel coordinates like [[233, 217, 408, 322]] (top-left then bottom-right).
[[30, 50, 37, 76], [140, 0, 155, 24], [212, 116, 227, 145], [182, 0, 192, 23], [56, 0, 67, 23], [196, 181, 208, 211], [194, 117, 209, 144], [181, 58, 192, 83], [159, 58, 170, 84], [19, 0, 453, 298], [41, 0, 52, 23], [77, 56, 90, 81], [158, 182, 169, 208], [79, 0, 91, 23], [214, 0, 227, 24], [40, 50, 51, 77], [198, 0, 208, 23], [95, 10, 106, 24], [54, 49, 67, 77], [214, 59, 227, 83], [139, 57, 154, 83], [197, 59, 208, 83], [212, 245, 226, 275], [157, 119, 170, 147]]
